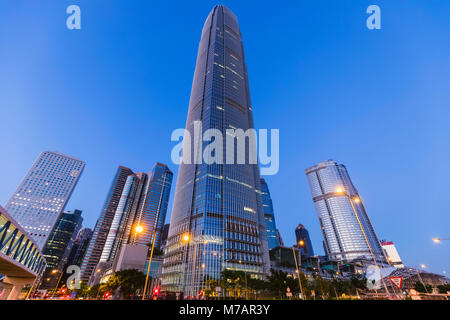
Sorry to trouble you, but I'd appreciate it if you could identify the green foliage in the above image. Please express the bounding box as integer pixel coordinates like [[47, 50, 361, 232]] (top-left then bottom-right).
[[113, 269, 147, 299], [70, 281, 90, 298], [413, 281, 433, 293], [266, 269, 301, 298], [437, 284, 450, 294]]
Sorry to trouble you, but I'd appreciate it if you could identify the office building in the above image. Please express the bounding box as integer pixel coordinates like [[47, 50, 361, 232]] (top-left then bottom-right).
[[162, 5, 270, 296], [276, 229, 284, 246], [305, 160, 387, 264], [295, 224, 314, 258], [80, 164, 173, 283], [80, 166, 134, 282], [380, 240, 404, 268], [260, 178, 280, 250], [40, 209, 83, 289], [67, 228, 93, 267], [5, 151, 85, 249]]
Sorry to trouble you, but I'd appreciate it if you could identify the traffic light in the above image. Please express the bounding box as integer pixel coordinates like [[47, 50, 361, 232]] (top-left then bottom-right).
[[153, 287, 159, 295], [104, 292, 110, 299], [60, 287, 66, 294]]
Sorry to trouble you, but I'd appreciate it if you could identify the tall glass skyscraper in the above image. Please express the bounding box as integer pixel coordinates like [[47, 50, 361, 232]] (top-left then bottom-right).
[[100, 163, 173, 263], [67, 227, 93, 268], [80, 166, 134, 282], [40, 209, 83, 289], [5, 151, 85, 249], [305, 160, 387, 264], [260, 178, 280, 250], [162, 5, 270, 296], [80, 164, 173, 283], [295, 224, 314, 258]]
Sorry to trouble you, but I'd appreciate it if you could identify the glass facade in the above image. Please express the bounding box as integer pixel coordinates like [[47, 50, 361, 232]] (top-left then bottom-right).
[[305, 160, 387, 264], [80, 164, 173, 283], [260, 178, 280, 250], [40, 209, 83, 289], [295, 224, 314, 258], [161, 5, 270, 296], [80, 166, 134, 282], [101, 163, 173, 263], [5, 151, 85, 249], [67, 227, 93, 267]]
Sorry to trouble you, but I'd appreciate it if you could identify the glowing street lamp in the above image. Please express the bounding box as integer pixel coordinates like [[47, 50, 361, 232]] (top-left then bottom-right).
[[433, 237, 450, 243], [135, 225, 144, 234], [334, 187, 392, 298]]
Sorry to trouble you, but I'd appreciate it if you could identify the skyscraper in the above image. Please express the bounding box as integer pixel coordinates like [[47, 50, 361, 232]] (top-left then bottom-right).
[[5, 151, 85, 249], [40, 209, 83, 289], [295, 224, 314, 258], [80, 164, 173, 283], [380, 240, 404, 268], [67, 227, 93, 268], [260, 178, 280, 250], [276, 229, 284, 247], [80, 166, 134, 282], [100, 163, 173, 263], [305, 160, 387, 264], [162, 5, 270, 296]]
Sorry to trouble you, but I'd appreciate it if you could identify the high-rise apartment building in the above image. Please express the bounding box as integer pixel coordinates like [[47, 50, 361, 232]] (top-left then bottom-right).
[[305, 160, 387, 264], [40, 209, 83, 289], [80, 166, 134, 282], [5, 151, 85, 249], [100, 163, 173, 263], [80, 164, 173, 283], [260, 178, 280, 250], [162, 5, 270, 296], [295, 224, 314, 258]]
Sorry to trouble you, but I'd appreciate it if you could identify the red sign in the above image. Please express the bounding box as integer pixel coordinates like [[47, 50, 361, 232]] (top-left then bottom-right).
[[409, 289, 418, 296], [389, 277, 403, 289]]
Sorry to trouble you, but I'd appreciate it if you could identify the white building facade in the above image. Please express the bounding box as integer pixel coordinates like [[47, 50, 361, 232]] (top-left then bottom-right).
[[5, 151, 85, 249]]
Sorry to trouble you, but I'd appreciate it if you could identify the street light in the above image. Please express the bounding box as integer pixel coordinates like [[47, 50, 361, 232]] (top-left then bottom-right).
[[181, 233, 209, 298], [135, 225, 144, 234], [292, 242, 305, 300], [335, 187, 392, 298], [433, 238, 450, 243], [51, 269, 64, 299]]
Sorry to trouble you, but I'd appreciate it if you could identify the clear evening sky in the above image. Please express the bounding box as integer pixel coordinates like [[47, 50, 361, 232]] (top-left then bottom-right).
[[0, 1, 449, 274]]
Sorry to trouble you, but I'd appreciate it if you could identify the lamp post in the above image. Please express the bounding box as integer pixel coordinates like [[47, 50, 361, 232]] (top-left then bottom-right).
[[335, 187, 391, 298], [181, 233, 209, 298], [292, 242, 305, 300], [51, 269, 64, 299], [433, 238, 450, 243], [141, 224, 163, 301], [133, 224, 153, 301]]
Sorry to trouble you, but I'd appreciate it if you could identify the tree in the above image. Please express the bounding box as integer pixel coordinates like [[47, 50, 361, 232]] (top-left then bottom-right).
[[71, 281, 90, 299], [114, 269, 147, 299], [413, 281, 432, 293], [437, 284, 450, 294], [267, 269, 300, 299]]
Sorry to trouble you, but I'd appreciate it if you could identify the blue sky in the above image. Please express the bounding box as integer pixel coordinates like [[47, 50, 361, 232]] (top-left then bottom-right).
[[0, 1, 449, 275]]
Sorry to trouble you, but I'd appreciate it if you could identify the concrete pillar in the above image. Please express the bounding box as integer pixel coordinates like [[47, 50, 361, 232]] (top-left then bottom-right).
[[3, 276, 34, 300]]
